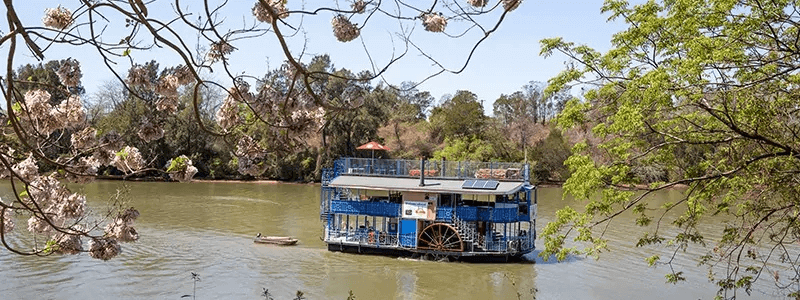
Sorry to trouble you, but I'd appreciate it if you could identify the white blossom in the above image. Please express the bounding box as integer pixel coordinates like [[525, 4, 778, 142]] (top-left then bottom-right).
[[252, 0, 288, 23], [28, 175, 66, 209], [216, 96, 240, 131], [126, 66, 153, 88], [422, 13, 447, 32], [113, 146, 145, 174], [65, 156, 100, 184], [352, 0, 367, 13], [55, 193, 86, 219], [207, 41, 235, 62], [51, 95, 86, 129], [42, 6, 73, 30], [99, 131, 124, 152], [235, 135, 265, 159], [238, 156, 268, 177], [502, 0, 521, 11], [92, 149, 116, 167], [173, 65, 196, 86], [56, 58, 82, 87], [332, 15, 360, 42], [22, 90, 59, 136], [12, 155, 38, 182], [104, 208, 139, 242], [88, 238, 121, 260], [235, 136, 268, 177], [71, 127, 98, 151], [53, 232, 82, 255], [167, 155, 198, 182], [155, 74, 180, 98], [468, 0, 488, 7], [1, 207, 13, 234], [155, 96, 180, 114], [137, 119, 164, 142], [27, 216, 51, 234]]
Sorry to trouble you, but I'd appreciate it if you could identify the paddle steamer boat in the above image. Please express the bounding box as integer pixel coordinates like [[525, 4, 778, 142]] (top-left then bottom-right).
[[319, 157, 537, 262]]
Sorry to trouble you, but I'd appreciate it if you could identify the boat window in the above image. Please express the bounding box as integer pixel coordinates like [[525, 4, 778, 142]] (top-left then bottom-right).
[[440, 194, 454, 207]]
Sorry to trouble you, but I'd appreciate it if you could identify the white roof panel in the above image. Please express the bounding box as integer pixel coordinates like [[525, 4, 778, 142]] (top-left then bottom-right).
[[328, 175, 524, 195]]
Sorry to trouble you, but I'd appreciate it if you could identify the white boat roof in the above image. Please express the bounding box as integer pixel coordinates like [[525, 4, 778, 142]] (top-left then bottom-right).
[[328, 175, 525, 195]]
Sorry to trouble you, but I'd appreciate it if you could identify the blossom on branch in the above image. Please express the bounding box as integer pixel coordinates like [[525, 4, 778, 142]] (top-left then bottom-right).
[[56, 58, 82, 87], [112, 146, 145, 174], [126, 67, 153, 89], [71, 127, 98, 151], [216, 95, 240, 132], [235, 135, 268, 177], [1, 207, 14, 234], [65, 156, 100, 184], [422, 13, 447, 32], [12, 155, 38, 182], [53, 232, 83, 255], [51, 95, 86, 129], [173, 65, 196, 86], [252, 0, 288, 23], [88, 237, 121, 260], [155, 74, 180, 98], [104, 207, 140, 243], [332, 15, 360, 42], [167, 155, 198, 182], [42, 6, 73, 30], [502, 0, 522, 11], [22, 90, 59, 136], [207, 40, 235, 62], [468, 0, 488, 7], [352, 1, 367, 13], [137, 119, 164, 142], [155, 96, 179, 114]]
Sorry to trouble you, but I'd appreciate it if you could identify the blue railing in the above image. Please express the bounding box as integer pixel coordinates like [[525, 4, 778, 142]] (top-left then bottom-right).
[[338, 157, 528, 181], [455, 207, 518, 223], [436, 207, 453, 221], [330, 200, 401, 217], [399, 233, 416, 248]]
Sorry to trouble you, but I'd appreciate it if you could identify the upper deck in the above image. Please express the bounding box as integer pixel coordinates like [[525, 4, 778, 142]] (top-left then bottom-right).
[[325, 157, 530, 183]]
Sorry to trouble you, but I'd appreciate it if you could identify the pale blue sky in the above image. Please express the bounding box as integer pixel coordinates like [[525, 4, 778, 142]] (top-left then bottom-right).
[[4, 1, 630, 114]]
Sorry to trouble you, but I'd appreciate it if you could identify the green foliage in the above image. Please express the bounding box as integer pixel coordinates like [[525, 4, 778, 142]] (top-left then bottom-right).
[[42, 239, 59, 255], [529, 128, 571, 182], [541, 0, 800, 295], [166, 156, 189, 172], [433, 136, 494, 162], [429, 90, 487, 140]]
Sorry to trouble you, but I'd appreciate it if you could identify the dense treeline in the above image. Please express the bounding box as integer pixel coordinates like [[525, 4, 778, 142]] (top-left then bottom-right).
[[11, 55, 574, 183]]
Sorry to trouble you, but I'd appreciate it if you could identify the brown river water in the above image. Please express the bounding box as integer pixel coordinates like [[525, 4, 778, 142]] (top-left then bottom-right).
[[0, 181, 786, 299]]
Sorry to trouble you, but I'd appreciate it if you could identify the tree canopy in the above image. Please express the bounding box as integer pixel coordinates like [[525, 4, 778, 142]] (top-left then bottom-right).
[[541, 0, 800, 298], [0, 0, 525, 260]]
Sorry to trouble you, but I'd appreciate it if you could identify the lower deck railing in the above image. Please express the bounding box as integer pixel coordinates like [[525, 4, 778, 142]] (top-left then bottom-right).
[[324, 225, 534, 254]]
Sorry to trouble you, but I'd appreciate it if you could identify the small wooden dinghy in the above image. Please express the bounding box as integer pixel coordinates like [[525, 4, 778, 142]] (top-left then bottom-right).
[[253, 233, 298, 246]]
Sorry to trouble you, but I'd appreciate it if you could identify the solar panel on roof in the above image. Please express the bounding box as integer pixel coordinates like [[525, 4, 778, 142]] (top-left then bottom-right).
[[462, 179, 499, 190], [462, 179, 477, 189]]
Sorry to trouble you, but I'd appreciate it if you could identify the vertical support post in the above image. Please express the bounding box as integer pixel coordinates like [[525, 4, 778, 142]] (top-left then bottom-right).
[[419, 157, 425, 187], [441, 158, 446, 178], [524, 163, 530, 183]]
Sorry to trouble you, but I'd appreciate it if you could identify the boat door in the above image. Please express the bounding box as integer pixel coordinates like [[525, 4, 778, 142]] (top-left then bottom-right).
[[399, 219, 417, 248]]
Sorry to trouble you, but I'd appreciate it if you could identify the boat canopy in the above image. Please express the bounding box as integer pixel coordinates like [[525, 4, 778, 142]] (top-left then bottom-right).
[[328, 175, 525, 195]]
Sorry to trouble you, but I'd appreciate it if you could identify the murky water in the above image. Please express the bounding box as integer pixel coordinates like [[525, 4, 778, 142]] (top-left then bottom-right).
[[0, 181, 785, 299]]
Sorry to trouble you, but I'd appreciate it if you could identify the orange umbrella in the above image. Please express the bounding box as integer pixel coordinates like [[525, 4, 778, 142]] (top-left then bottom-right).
[[356, 141, 390, 151], [357, 141, 390, 160]]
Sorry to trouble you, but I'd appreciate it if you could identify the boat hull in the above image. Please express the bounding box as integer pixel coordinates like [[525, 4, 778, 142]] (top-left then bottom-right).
[[254, 236, 298, 245], [326, 242, 530, 263]]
